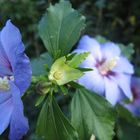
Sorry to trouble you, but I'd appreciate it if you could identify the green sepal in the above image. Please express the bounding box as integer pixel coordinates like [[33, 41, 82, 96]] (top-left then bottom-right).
[[67, 52, 90, 68]]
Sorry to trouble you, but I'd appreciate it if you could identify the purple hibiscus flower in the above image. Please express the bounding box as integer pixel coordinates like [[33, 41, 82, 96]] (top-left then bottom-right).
[[0, 20, 31, 140], [74, 35, 134, 105], [123, 77, 140, 116]]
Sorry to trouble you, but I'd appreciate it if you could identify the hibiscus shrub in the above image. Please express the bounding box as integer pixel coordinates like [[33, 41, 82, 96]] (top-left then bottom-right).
[[1, 0, 140, 140]]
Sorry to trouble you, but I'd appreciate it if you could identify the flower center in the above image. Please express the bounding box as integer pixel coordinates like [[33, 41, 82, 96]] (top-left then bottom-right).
[[98, 57, 119, 76], [0, 76, 14, 91], [53, 71, 62, 80]]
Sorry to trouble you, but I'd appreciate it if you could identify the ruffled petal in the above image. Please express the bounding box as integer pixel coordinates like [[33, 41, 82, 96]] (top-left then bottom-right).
[[0, 20, 24, 67], [113, 56, 134, 74], [77, 35, 102, 60], [0, 98, 13, 134], [101, 42, 121, 59], [14, 53, 32, 94], [112, 74, 132, 99], [9, 83, 29, 140], [0, 20, 32, 94], [0, 33, 12, 76], [78, 68, 105, 95], [104, 77, 124, 105]]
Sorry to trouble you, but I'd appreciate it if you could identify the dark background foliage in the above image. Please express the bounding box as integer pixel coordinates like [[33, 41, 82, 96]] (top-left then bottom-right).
[[0, 0, 140, 139]]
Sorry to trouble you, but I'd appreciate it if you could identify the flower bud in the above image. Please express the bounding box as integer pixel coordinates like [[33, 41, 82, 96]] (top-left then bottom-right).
[[36, 81, 51, 95], [49, 56, 83, 85]]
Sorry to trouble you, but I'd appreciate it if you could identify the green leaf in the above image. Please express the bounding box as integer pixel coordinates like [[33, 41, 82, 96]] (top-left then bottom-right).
[[35, 95, 46, 107], [71, 88, 116, 140], [95, 35, 107, 43], [117, 118, 140, 140], [59, 85, 68, 95], [67, 52, 90, 68], [68, 81, 84, 89], [38, 1, 86, 59], [118, 43, 134, 60], [116, 104, 138, 124], [36, 95, 79, 140], [116, 104, 140, 140], [31, 53, 53, 76]]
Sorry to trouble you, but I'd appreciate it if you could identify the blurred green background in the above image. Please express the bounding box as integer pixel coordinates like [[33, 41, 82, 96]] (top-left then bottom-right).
[[0, 0, 140, 139]]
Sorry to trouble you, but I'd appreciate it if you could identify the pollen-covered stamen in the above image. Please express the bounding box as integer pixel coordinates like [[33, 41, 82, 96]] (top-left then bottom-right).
[[98, 57, 119, 76], [0, 76, 14, 91]]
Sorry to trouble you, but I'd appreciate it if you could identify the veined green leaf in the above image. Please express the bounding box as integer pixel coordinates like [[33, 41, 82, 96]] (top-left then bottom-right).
[[31, 52, 53, 76], [38, 1, 86, 59], [36, 95, 79, 140], [71, 88, 116, 140]]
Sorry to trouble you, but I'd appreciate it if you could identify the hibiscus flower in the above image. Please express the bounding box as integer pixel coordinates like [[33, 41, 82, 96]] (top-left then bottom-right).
[[74, 35, 134, 105], [0, 20, 31, 140]]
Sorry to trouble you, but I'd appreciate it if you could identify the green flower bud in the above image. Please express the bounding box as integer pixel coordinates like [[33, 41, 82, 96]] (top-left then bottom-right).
[[36, 81, 51, 95], [49, 56, 83, 85]]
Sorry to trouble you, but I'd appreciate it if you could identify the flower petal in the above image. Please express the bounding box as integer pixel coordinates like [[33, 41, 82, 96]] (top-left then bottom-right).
[[122, 77, 140, 116], [104, 77, 124, 105], [113, 56, 134, 74], [0, 20, 24, 67], [0, 20, 32, 94], [131, 77, 140, 95], [112, 74, 132, 99], [78, 68, 105, 95], [101, 42, 121, 59], [77, 35, 102, 60], [0, 92, 11, 105], [9, 83, 29, 140], [123, 101, 140, 116], [0, 35, 12, 76], [0, 98, 13, 134], [14, 53, 32, 94]]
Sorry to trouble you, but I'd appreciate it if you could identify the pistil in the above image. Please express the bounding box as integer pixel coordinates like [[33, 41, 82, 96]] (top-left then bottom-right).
[[98, 57, 119, 76], [0, 76, 14, 91]]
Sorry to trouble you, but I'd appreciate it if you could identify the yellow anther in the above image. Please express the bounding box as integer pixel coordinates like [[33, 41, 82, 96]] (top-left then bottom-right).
[[0, 76, 10, 91], [99, 57, 119, 75]]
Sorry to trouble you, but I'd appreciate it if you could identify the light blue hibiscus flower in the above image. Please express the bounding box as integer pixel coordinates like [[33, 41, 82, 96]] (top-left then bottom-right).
[[123, 77, 140, 116], [0, 20, 32, 140], [74, 35, 134, 105]]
